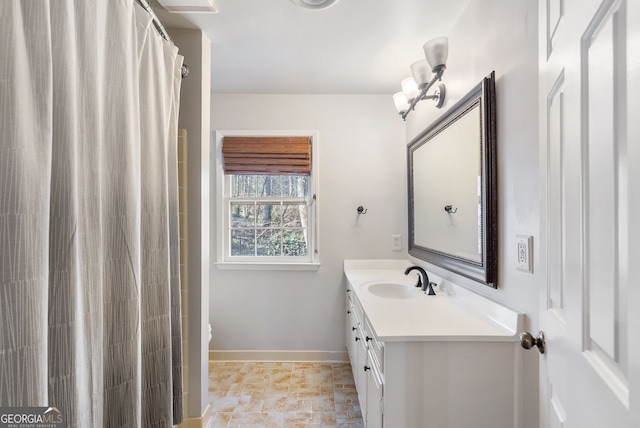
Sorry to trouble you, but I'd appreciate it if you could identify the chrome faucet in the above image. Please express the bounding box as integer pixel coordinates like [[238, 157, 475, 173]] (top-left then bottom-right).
[[404, 266, 436, 295]]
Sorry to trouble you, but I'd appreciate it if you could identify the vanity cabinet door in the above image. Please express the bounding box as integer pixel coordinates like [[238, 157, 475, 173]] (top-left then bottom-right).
[[354, 325, 368, 421], [365, 350, 383, 428], [346, 286, 366, 410]]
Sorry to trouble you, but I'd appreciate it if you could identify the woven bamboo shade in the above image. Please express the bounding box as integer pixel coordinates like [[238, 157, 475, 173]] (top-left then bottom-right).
[[222, 136, 312, 175]]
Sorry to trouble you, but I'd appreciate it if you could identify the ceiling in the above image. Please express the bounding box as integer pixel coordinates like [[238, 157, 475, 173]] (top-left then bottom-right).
[[151, 0, 471, 94]]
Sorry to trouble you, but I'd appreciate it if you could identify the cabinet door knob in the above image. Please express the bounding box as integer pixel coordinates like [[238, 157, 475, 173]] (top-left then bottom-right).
[[364, 365, 370, 372], [347, 310, 351, 314], [346, 289, 351, 293], [365, 336, 372, 342], [352, 327, 357, 331], [519, 331, 546, 354], [355, 337, 360, 342]]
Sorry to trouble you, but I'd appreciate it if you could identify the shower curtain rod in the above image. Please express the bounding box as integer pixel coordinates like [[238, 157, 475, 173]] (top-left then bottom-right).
[[136, 0, 172, 43], [135, 0, 190, 78]]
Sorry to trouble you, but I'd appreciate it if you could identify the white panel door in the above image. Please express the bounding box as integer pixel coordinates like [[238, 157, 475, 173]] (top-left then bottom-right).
[[538, 0, 640, 427]]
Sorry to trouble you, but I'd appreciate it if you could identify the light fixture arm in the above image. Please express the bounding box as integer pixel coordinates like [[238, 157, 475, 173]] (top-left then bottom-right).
[[401, 69, 445, 121]]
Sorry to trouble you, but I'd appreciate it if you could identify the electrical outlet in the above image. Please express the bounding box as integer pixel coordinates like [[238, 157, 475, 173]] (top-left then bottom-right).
[[516, 235, 533, 273], [392, 234, 402, 251]]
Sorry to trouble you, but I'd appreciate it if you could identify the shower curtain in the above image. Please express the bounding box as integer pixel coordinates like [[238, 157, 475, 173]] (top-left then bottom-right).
[[0, 1, 184, 426]]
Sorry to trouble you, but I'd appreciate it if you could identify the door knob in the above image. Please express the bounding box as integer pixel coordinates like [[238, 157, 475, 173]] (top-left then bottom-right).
[[519, 331, 546, 354]]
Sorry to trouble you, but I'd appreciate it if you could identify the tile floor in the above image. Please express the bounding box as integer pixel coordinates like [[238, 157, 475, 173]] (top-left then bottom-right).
[[207, 361, 364, 428]]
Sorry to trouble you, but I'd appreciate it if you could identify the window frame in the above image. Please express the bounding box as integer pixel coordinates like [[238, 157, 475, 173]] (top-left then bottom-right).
[[214, 130, 320, 271]]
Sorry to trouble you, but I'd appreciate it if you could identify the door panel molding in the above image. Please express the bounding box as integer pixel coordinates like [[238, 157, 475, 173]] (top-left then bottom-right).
[[546, 0, 565, 58], [548, 381, 567, 428], [546, 70, 567, 324], [580, 0, 629, 406]]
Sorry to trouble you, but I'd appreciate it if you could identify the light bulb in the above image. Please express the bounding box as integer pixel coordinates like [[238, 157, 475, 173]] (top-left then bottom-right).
[[401, 77, 420, 103], [393, 92, 409, 114], [410, 59, 431, 88]]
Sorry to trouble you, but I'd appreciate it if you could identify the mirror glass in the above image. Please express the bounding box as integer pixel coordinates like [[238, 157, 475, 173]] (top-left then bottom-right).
[[408, 72, 497, 287]]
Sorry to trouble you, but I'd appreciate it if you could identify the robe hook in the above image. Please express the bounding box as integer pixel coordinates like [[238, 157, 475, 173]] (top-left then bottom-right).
[[356, 206, 368, 215], [444, 205, 457, 214]]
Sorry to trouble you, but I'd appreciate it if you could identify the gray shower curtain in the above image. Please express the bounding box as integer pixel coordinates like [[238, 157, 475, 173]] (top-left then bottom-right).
[[0, 1, 184, 426]]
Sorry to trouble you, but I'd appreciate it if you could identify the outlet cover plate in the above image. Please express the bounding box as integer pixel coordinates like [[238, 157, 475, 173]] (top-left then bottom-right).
[[392, 234, 402, 252], [516, 235, 533, 273]]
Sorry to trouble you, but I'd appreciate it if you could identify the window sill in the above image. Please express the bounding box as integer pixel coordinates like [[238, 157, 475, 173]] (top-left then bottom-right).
[[215, 261, 321, 271]]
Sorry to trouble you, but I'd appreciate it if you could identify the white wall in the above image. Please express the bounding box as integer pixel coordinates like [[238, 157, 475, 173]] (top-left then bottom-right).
[[210, 94, 406, 354], [406, 1, 539, 427]]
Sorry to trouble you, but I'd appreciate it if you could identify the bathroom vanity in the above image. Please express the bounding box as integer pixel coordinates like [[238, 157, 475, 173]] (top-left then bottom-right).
[[344, 260, 523, 428]]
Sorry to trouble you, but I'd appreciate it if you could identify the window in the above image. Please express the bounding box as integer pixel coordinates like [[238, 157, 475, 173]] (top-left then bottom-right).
[[229, 174, 310, 257], [215, 131, 319, 270]]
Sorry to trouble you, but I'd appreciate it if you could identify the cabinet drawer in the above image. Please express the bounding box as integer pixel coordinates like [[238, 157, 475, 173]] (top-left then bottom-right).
[[346, 297, 355, 323], [347, 285, 364, 323], [346, 299, 356, 341], [353, 299, 364, 325], [364, 317, 384, 374]]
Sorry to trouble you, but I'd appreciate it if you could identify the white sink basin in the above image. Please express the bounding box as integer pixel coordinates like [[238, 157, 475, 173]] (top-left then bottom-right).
[[366, 282, 419, 299]]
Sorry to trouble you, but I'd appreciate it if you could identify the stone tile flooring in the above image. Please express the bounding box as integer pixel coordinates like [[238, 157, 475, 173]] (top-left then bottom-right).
[[207, 361, 364, 428]]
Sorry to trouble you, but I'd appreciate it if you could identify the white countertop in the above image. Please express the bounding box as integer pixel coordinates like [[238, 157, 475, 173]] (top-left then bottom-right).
[[344, 260, 522, 342]]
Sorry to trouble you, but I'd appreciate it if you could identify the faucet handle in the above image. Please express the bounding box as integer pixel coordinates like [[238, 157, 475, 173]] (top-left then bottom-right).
[[415, 276, 423, 288], [424, 282, 437, 296]]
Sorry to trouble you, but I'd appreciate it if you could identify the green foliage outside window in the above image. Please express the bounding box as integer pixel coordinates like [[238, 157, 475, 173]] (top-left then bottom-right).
[[230, 175, 309, 257]]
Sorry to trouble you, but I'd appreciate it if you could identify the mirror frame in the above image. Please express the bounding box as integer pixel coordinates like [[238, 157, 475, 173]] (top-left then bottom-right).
[[408, 71, 497, 287]]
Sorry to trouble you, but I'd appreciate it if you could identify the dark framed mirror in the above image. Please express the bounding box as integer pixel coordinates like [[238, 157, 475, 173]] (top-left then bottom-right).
[[408, 71, 497, 287]]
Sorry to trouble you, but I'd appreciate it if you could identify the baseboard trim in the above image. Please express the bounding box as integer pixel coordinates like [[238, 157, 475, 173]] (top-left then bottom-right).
[[181, 403, 212, 428], [209, 350, 349, 363], [201, 402, 213, 428]]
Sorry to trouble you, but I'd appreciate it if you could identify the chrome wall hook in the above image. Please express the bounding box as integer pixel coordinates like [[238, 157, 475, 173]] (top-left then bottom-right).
[[356, 206, 368, 215], [444, 205, 457, 214]]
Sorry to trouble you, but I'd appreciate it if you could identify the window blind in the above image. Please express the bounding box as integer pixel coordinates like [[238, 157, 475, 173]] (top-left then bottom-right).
[[222, 136, 312, 175]]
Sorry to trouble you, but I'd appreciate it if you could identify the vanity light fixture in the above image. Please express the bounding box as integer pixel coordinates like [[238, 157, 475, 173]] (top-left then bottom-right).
[[290, 0, 340, 10], [393, 37, 449, 120]]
